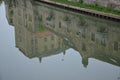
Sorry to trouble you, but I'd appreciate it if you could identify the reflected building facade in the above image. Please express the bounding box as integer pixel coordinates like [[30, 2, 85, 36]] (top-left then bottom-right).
[[4, 0, 68, 62], [5, 0, 120, 67]]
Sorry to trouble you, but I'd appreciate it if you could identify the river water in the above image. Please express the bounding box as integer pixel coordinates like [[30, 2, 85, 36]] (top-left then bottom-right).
[[0, 0, 120, 80]]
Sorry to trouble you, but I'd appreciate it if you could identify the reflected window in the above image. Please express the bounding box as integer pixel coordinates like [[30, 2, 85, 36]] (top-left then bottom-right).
[[44, 45, 48, 51], [32, 46, 34, 53], [67, 28, 71, 33], [82, 43, 87, 51], [58, 41, 61, 47], [19, 37, 22, 42], [10, 10, 14, 16], [29, 14, 32, 21], [46, 12, 54, 21], [51, 36, 54, 40], [82, 32, 86, 38], [76, 32, 80, 36], [44, 37, 47, 42], [114, 41, 119, 51], [51, 44, 55, 49], [18, 18, 22, 25], [10, 19, 13, 24], [31, 38, 34, 44], [36, 16, 42, 22], [35, 38, 38, 44], [91, 33, 95, 41], [59, 22, 61, 28], [64, 15, 70, 22], [25, 14, 27, 19], [18, 10, 21, 16], [101, 39, 106, 47], [97, 27, 108, 33]]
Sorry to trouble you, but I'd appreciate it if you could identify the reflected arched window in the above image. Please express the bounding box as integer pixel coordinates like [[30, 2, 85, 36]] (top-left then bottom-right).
[[114, 41, 119, 51]]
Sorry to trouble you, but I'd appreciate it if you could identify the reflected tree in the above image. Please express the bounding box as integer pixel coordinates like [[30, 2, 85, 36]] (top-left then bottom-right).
[[0, 0, 2, 5]]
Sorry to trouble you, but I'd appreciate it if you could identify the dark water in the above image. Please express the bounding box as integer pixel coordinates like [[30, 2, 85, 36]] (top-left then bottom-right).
[[0, 0, 120, 80]]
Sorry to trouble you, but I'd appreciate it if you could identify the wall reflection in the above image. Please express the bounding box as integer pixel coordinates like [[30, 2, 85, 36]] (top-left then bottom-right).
[[4, 0, 120, 67]]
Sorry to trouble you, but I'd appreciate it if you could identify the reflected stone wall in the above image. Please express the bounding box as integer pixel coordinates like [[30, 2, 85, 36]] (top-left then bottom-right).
[[5, 0, 120, 67], [4, 0, 68, 60], [37, 2, 120, 55], [36, 2, 120, 66]]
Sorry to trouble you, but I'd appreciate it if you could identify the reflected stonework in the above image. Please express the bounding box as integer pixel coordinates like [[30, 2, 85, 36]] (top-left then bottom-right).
[[4, 0, 120, 67]]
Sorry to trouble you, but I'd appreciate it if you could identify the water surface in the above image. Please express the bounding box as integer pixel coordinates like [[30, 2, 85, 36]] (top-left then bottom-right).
[[0, 1, 120, 80]]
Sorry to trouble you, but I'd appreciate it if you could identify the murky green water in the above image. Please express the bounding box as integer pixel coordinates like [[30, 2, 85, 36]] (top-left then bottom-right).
[[0, 0, 120, 80]]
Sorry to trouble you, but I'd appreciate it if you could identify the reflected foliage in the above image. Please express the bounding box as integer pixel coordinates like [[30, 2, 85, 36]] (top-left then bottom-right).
[[0, 0, 2, 5]]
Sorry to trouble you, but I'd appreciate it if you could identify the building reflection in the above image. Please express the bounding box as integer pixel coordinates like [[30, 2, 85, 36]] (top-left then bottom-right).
[[4, 0, 120, 67]]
